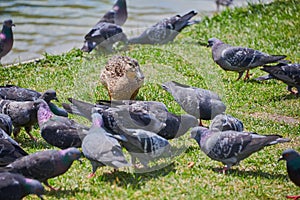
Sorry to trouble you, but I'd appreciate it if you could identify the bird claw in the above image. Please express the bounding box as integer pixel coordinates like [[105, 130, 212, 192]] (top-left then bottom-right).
[[286, 195, 300, 200], [187, 162, 195, 168], [87, 173, 95, 178]]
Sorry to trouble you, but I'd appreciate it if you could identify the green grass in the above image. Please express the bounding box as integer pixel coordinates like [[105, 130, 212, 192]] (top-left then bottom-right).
[[1, 0, 300, 199]]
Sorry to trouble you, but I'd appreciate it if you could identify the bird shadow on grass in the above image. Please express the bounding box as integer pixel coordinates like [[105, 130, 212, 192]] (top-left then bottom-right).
[[211, 167, 287, 180], [45, 187, 83, 198], [268, 93, 299, 101], [97, 162, 176, 189]]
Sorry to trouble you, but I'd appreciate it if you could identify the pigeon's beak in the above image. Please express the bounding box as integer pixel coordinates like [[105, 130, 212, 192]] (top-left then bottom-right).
[[38, 195, 44, 200], [54, 97, 59, 102], [278, 156, 284, 162], [78, 158, 83, 164], [12, 23, 15, 27]]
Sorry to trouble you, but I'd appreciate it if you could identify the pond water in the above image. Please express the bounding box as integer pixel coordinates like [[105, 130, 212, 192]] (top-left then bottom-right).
[[0, 0, 271, 65]]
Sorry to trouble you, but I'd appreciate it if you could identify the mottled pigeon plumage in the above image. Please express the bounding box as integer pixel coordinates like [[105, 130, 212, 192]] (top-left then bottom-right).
[[82, 113, 130, 177], [0, 113, 13, 135], [63, 98, 198, 139], [0, 19, 15, 61], [0, 172, 44, 200], [0, 99, 43, 140], [128, 10, 200, 45], [119, 128, 171, 168], [207, 38, 287, 80], [258, 63, 300, 95], [162, 81, 226, 126], [0, 128, 28, 166], [209, 114, 244, 132], [0, 85, 68, 117], [191, 126, 290, 172], [36, 99, 88, 149], [100, 0, 127, 26], [3, 147, 81, 190], [279, 149, 300, 200]]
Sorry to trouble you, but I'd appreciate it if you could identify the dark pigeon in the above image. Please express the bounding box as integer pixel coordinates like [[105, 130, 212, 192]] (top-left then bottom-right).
[[0, 128, 28, 166], [36, 99, 88, 149], [0, 113, 13, 135], [0, 85, 68, 117], [258, 63, 300, 95], [0, 99, 43, 140], [82, 113, 130, 178], [63, 98, 198, 139], [0, 19, 15, 61], [3, 147, 81, 190], [207, 38, 287, 80], [191, 126, 290, 172], [81, 22, 127, 53], [100, 0, 127, 26], [215, 0, 233, 12], [0, 172, 44, 200], [209, 114, 244, 132], [278, 149, 300, 200], [162, 81, 226, 126], [128, 10, 200, 45]]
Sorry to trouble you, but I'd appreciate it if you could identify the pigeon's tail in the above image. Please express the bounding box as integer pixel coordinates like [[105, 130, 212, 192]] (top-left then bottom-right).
[[263, 55, 287, 64], [254, 74, 274, 81], [175, 10, 199, 32], [62, 98, 96, 121], [264, 135, 290, 146]]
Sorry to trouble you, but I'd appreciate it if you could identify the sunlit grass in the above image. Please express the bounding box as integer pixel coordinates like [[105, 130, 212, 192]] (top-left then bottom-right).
[[0, 0, 299, 199]]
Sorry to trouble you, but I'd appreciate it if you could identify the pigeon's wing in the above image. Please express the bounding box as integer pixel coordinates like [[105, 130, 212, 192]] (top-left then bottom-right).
[[0, 114, 12, 135], [84, 23, 124, 42], [0, 85, 41, 101], [207, 131, 252, 160]]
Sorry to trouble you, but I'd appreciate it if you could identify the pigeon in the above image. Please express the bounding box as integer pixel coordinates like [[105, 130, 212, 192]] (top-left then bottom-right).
[[3, 147, 81, 190], [0, 99, 44, 140], [162, 81, 226, 126], [0, 85, 68, 117], [0, 113, 13, 135], [36, 99, 88, 149], [119, 128, 171, 168], [128, 10, 200, 45], [100, 0, 127, 26], [191, 126, 290, 172], [0, 128, 28, 166], [209, 114, 244, 132], [258, 63, 300, 95], [63, 98, 198, 139], [0, 19, 15, 61], [82, 113, 130, 178], [81, 22, 127, 53], [215, 0, 233, 12], [207, 38, 287, 80], [278, 149, 300, 200], [0, 172, 44, 200]]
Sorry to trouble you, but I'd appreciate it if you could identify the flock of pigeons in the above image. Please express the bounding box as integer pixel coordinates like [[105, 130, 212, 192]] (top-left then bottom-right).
[[0, 0, 299, 200]]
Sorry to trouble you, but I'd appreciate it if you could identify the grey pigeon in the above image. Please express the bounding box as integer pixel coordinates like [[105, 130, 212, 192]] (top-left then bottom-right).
[[209, 114, 244, 132], [82, 113, 130, 178], [191, 126, 290, 172], [119, 128, 171, 168], [36, 99, 88, 149], [128, 10, 200, 45], [0, 113, 13, 135], [215, 0, 233, 12], [3, 147, 81, 190], [162, 81, 226, 126], [0, 85, 68, 117], [0, 128, 28, 166], [207, 38, 287, 80], [63, 98, 198, 139], [0, 172, 44, 200], [278, 149, 300, 199], [0, 19, 15, 61], [81, 22, 127, 53], [258, 63, 300, 95], [0, 99, 43, 140], [100, 0, 127, 26]]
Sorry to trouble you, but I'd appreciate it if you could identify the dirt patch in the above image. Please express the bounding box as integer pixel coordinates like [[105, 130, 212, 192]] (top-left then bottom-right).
[[249, 112, 300, 125]]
